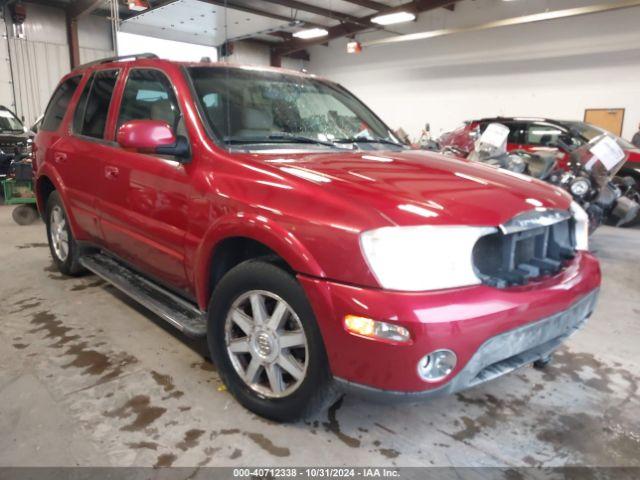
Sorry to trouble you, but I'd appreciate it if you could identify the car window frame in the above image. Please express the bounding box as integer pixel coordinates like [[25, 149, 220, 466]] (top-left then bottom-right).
[[40, 74, 83, 133], [183, 65, 399, 152], [110, 66, 190, 157], [70, 67, 121, 145]]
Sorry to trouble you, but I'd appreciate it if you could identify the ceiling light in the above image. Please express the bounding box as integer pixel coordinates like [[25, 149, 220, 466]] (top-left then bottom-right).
[[127, 0, 148, 11], [371, 11, 415, 26], [293, 28, 329, 39], [347, 40, 362, 53]]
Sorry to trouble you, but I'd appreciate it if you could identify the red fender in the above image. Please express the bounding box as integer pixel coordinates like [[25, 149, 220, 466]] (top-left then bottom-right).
[[193, 212, 325, 310], [35, 164, 83, 240]]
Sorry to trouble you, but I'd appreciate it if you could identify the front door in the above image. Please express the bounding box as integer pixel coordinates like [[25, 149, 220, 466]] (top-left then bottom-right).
[[97, 67, 193, 293]]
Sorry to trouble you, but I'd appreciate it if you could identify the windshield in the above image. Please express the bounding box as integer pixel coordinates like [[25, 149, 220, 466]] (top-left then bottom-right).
[[570, 133, 628, 186], [187, 67, 402, 151], [564, 121, 635, 150], [0, 109, 24, 133]]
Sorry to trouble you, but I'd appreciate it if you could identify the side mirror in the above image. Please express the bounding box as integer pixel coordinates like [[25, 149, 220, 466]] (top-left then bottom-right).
[[117, 120, 190, 160]]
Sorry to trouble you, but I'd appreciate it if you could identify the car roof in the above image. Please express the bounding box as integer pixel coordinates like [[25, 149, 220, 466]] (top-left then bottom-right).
[[68, 53, 321, 81], [473, 117, 584, 126]]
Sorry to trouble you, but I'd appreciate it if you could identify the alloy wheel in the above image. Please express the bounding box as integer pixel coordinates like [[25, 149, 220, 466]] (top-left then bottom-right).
[[50, 205, 69, 262], [224, 290, 308, 398]]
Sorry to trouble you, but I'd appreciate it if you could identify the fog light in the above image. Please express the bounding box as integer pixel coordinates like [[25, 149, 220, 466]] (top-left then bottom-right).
[[417, 350, 457, 382], [343, 315, 411, 344]]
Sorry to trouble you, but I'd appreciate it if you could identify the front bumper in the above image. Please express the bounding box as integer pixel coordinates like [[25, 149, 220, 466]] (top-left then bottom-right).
[[336, 288, 598, 402], [298, 252, 601, 396]]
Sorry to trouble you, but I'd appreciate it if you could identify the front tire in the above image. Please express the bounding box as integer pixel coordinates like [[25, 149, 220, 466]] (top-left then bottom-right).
[[45, 191, 85, 276], [208, 260, 337, 422]]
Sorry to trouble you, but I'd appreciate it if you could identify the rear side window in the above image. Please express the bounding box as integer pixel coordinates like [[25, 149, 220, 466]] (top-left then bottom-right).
[[76, 69, 119, 139], [507, 123, 526, 144], [117, 69, 181, 132], [41, 76, 81, 132], [73, 78, 90, 134]]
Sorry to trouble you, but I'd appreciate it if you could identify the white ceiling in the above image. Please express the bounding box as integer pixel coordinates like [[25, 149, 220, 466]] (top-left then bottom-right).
[[120, 0, 301, 46], [120, 0, 412, 47]]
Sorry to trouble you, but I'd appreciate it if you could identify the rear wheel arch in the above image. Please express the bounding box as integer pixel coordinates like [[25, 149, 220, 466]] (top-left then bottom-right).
[[36, 175, 57, 213], [35, 174, 82, 239]]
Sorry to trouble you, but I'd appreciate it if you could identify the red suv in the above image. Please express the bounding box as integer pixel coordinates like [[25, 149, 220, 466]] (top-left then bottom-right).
[[440, 117, 640, 179], [35, 55, 601, 422]]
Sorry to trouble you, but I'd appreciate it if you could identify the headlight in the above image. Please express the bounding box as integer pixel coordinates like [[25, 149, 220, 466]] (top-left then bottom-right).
[[570, 201, 589, 251], [570, 177, 590, 197], [360, 225, 495, 291]]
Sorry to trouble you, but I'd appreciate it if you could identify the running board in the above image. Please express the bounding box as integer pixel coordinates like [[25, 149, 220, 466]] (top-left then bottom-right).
[[79, 253, 207, 338]]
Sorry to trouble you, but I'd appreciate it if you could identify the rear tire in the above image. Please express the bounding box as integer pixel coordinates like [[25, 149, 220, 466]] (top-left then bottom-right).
[[45, 191, 85, 276], [207, 260, 338, 422], [12, 205, 39, 225]]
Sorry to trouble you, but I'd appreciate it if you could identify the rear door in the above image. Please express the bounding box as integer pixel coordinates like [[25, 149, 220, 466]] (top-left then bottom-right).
[[97, 67, 193, 292], [35, 74, 106, 238], [49, 69, 120, 242]]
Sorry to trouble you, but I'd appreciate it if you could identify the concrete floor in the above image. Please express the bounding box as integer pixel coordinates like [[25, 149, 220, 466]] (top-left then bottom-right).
[[0, 204, 639, 468]]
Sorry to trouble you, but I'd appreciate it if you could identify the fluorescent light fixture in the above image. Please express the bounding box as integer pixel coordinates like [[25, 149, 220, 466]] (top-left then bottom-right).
[[127, 0, 148, 11], [371, 11, 416, 25], [293, 28, 329, 39]]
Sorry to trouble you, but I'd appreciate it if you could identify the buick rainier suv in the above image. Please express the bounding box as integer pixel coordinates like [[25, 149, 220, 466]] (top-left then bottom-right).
[[35, 54, 601, 421]]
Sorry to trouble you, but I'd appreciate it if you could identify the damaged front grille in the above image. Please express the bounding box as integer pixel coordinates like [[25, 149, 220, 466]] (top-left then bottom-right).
[[473, 209, 576, 288]]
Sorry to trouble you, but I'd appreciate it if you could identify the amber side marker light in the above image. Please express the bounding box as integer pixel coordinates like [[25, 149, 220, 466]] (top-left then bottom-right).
[[343, 315, 411, 344]]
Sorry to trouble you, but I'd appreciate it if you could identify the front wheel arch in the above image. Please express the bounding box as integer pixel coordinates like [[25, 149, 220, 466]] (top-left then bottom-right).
[[194, 214, 325, 310]]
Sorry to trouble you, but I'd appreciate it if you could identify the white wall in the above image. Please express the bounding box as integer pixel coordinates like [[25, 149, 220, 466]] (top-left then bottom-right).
[[78, 14, 114, 64], [1, 2, 113, 125], [117, 31, 217, 62], [226, 40, 308, 71], [0, 7, 14, 111], [308, 0, 640, 142]]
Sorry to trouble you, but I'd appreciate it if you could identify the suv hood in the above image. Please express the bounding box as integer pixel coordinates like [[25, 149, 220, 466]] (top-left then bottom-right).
[[257, 149, 571, 227]]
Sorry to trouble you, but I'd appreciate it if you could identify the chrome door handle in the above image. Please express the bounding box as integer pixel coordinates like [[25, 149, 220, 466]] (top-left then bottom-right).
[[104, 166, 120, 179]]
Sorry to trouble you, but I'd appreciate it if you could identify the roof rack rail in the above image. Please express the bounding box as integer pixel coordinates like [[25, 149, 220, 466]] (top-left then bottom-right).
[[73, 53, 159, 71]]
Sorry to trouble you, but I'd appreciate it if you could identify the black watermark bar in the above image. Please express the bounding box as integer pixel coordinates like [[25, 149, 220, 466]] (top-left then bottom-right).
[[1, 468, 640, 480]]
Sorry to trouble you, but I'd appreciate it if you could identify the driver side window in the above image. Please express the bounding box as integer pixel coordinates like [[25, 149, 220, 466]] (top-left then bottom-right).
[[117, 69, 186, 136]]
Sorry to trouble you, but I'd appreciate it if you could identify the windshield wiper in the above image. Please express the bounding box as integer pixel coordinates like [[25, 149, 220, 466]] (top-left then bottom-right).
[[267, 133, 342, 148], [334, 136, 406, 148], [224, 133, 341, 149]]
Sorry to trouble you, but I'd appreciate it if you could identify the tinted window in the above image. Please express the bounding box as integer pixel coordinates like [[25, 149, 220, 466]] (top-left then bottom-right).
[[117, 69, 181, 132], [41, 76, 81, 132], [73, 77, 92, 133], [507, 123, 526, 144], [525, 123, 565, 147], [0, 108, 23, 132], [78, 70, 119, 139]]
